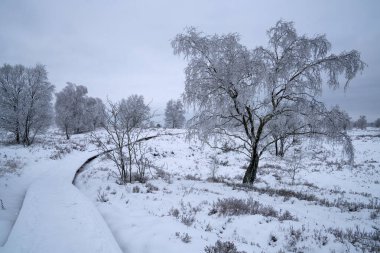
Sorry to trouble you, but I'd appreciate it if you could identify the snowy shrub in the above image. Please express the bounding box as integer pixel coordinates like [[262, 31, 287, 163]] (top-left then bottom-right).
[[268, 233, 278, 246], [204, 240, 246, 253], [145, 182, 159, 193], [154, 167, 172, 183], [184, 174, 201, 181], [168, 208, 180, 218], [204, 223, 213, 232], [318, 197, 380, 212], [312, 229, 329, 246], [285, 226, 303, 251], [132, 185, 140, 193], [328, 226, 380, 252], [50, 145, 72, 160], [210, 197, 289, 220], [0, 199, 5, 210], [180, 213, 195, 226], [175, 232, 192, 243], [1, 158, 24, 176], [278, 210, 297, 221], [96, 190, 109, 202], [370, 210, 379, 219]]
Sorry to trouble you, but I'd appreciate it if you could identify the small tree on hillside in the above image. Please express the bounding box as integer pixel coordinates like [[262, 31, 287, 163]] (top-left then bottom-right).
[[165, 99, 186, 128], [172, 20, 365, 184]]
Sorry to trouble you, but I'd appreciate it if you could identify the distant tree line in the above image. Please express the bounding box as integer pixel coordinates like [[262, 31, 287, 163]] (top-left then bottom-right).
[[351, 115, 380, 129]]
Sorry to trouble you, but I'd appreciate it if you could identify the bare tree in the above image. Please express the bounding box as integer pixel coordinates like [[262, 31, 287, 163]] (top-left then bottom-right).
[[165, 99, 186, 128], [119, 95, 151, 182], [91, 95, 152, 184], [91, 100, 129, 183], [0, 64, 54, 145], [172, 20, 365, 184], [285, 150, 304, 185]]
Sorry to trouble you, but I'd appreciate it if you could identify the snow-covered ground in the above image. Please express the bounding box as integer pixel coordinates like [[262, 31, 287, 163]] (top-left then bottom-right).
[[0, 128, 379, 252], [76, 128, 380, 253]]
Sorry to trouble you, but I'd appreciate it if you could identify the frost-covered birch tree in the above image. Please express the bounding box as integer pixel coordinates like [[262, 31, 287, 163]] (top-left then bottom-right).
[[0, 64, 25, 143], [164, 99, 186, 128], [172, 20, 366, 184], [20, 65, 54, 145], [55, 83, 87, 139], [84, 97, 106, 131], [55, 83, 104, 139], [0, 64, 54, 145]]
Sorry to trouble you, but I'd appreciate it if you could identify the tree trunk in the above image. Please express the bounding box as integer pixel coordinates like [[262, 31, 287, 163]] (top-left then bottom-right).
[[274, 139, 279, 156], [243, 152, 260, 184], [15, 129, 20, 144], [65, 126, 70, 140], [279, 137, 285, 157]]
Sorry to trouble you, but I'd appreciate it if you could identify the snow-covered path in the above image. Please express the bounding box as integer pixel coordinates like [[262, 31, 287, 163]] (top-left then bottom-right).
[[0, 151, 123, 253]]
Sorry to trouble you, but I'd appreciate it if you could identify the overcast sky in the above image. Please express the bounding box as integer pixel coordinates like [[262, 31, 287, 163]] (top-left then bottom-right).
[[1, 0, 379, 121]]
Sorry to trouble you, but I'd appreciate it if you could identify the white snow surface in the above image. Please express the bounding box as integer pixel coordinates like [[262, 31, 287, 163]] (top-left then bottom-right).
[[0, 132, 122, 253]]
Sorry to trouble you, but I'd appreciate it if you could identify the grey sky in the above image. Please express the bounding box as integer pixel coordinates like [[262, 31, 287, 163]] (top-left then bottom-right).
[[1, 0, 379, 121]]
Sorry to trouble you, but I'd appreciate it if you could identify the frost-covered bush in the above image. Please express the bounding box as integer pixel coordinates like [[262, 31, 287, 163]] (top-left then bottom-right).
[[180, 213, 195, 226], [175, 232, 192, 243], [204, 240, 246, 253], [154, 167, 172, 183], [184, 174, 201, 181], [96, 189, 109, 202], [132, 185, 140, 193], [210, 197, 277, 217], [328, 226, 380, 252], [1, 158, 24, 176], [145, 182, 159, 193], [278, 210, 297, 221], [168, 208, 180, 218]]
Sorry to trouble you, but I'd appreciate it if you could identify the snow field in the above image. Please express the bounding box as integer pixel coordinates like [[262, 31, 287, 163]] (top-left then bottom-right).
[[76, 128, 380, 252]]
